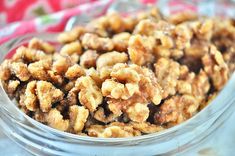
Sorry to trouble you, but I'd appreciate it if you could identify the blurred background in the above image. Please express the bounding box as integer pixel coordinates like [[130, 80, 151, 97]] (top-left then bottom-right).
[[1, 0, 235, 44]]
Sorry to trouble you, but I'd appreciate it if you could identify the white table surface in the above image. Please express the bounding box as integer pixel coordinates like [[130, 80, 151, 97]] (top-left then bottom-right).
[[1, 112, 235, 156]]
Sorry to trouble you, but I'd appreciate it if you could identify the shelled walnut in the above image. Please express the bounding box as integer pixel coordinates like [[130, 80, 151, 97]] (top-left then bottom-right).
[[0, 8, 233, 138]]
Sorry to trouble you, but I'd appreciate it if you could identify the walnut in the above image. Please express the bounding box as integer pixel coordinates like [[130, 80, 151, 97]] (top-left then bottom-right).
[[222, 46, 235, 73], [80, 50, 98, 68], [76, 76, 103, 112], [94, 107, 118, 123], [191, 70, 210, 101], [157, 34, 175, 49], [1, 7, 234, 138], [66, 87, 79, 106], [202, 45, 229, 90], [184, 39, 210, 59], [57, 26, 85, 43], [33, 110, 46, 123], [154, 58, 180, 98], [96, 51, 128, 70], [69, 53, 80, 64], [102, 79, 139, 100], [0, 60, 11, 81], [86, 122, 141, 138], [24, 81, 37, 111], [176, 80, 192, 95], [106, 12, 125, 33], [62, 81, 75, 93], [60, 41, 82, 56], [47, 70, 63, 85], [126, 103, 149, 123], [28, 38, 55, 54], [13, 46, 50, 63], [85, 68, 103, 87], [136, 7, 162, 21], [130, 122, 164, 133], [133, 19, 156, 36], [7, 80, 20, 95], [173, 24, 193, 49], [52, 54, 72, 75], [167, 11, 197, 24], [85, 16, 109, 37], [103, 63, 162, 117], [190, 19, 214, 41], [81, 33, 114, 51], [28, 59, 52, 80], [110, 63, 140, 83], [128, 35, 155, 65], [138, 67, 162, 105], [123, 16, 137, 32], [69, 105, 89, 133], [46, 108, 69, 131], [112, 32, 131, 52], [36, 81, 64, 112], [99, 66, 112, 80], [65, 64, 85, 80], [155, 95, 199, 125], [176, 66, 195, 95], [11, 62, 30, 81]]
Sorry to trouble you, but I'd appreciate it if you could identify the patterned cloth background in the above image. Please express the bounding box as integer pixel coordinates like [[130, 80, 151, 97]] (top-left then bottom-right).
[[0, 0, 98, 26], [0, 0, 234, 44]]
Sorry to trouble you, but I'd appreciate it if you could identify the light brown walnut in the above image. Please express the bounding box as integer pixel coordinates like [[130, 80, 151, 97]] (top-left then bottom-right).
[[0, 60, 11, 81], [80, 50, 98, 68], [24, 81, 38, 111], [112, 32, 131, 52], [28, 59, 52, 80], [57, 26, 85, 44], [173, 24, 193, 50], [126, 103, 149, 123], [130, 122, 164, 134], [36, 81, 64, 112], [76, 76, 103, 112], [52, 54, 72, 75], [103, 63, 162, 118], [85, 68, 103, 87], [13, 46, 50, 63], [85, 16, 109, 37], [128, 35, 155, 65], [154, 58, 180, 98], [28, 38, 55, 54], [46, 108, 69, 131], [69, 105, 89, 133], [94, 107, 118, 123], [82, 33, 114, 51], [60, 41, 82, 56], [47, 70, 64, 85], [86, 122, 141, 138], [11, 62, 30, 81], [155, 95, 199, 125], [167, 11, 197, 24], [96, 51, 128, 70], [65, 64, 85, 80], [202, 45, 229, 90], [7, 80, 20, 95]]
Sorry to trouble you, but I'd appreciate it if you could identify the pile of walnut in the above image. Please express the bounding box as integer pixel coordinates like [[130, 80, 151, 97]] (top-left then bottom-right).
[[0, 8, 234, 138]]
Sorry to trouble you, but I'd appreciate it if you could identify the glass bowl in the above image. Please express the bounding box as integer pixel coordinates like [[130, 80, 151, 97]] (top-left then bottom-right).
[[1, 0, 235, 155]]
